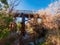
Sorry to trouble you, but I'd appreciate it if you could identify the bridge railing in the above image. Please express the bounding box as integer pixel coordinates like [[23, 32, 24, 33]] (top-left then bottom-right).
[[13, 10, 37, 14]]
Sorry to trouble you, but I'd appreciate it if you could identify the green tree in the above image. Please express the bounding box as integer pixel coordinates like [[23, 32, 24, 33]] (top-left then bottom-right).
[[0, 0, 8, 5], [0, 0, 22, 40]]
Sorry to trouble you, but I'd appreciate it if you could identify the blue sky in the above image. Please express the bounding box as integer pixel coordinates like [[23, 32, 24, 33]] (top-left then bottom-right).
[[15, 0, 56, 11]]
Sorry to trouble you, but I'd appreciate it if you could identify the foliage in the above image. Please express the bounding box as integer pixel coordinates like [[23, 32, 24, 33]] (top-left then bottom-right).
[[0, 0, 22, 40], [16, 22, 21, 32], [0, 4, 2, 10], [0, 0, 9, 9], [0, 0, 8, 5], [0, 11, 13, 40], [0, 28, 10, 40], [37, 42, 45, 45]]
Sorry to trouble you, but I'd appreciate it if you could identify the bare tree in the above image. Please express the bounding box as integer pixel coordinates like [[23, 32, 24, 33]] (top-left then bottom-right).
[[0, 0, 23, 13], [8, 0, 23, 13]]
